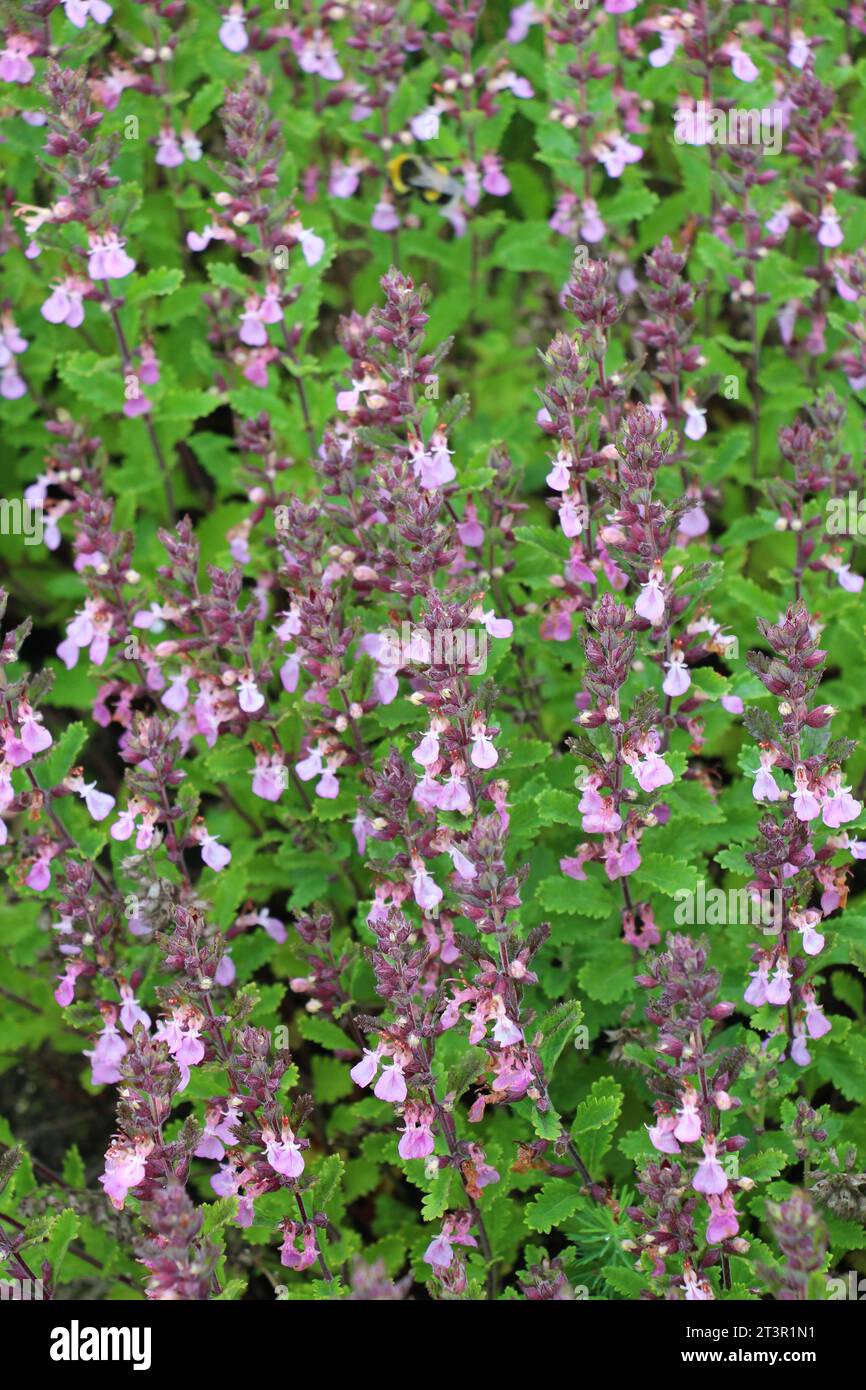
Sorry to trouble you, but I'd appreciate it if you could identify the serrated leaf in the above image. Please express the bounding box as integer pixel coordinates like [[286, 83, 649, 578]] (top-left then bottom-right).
[[525, 1179, 583, 1234]]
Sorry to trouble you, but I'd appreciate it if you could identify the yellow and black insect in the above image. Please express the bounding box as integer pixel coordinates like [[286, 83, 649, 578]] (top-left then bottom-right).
[[386, 154, 463, 206]]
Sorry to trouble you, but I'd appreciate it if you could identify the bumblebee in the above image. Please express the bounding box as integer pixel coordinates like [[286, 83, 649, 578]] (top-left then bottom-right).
[[386, 154, 463, 206]]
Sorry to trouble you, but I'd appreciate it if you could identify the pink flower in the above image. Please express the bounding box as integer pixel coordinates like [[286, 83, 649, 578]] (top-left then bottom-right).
[[706, 1192, 739, 1244], [81, 780, 115, 821], [791, 1022, 811, 1066], [559, 493, 586, 538], [507, 2, 542, 42], [41, 278, 88, 328], [683, 400, 707, 440], [649, 31, 680, 68], [440, 765, 471, 813], [263, 1120, 305, 1178], [195, 1101, 241, 1161], [595, 132, 643, 178], [546, 451, 571, 491], [632, 750, 674, 794], [85, 1012, 127, 1085], [296, 745, 325, 782], [219, 4, 248, 53], [766, 206, 792, 238], [766, 959, 792, 1006], [154, 1007, 206, 1089], [491, 1002, 522, 1048], [251, 752, 285, 802], [474, 607, 513, 640], [753, 751, 780, 801], [290, 222, 325, 266], [744, 958, 770, 1007], [187, 223, 226, 252], [329, 161, 361, 198], [410, 430, 456, 489], [99, 1136, 153, 1211], [239, 298, 272, 348], [818, 206, 843, 249], [693, 1139, 728, 1195], [648, 1113, 681, 1155], [448, 842, 476, 880], [604, 836, 641, 880], [280, 652, 300, 692], [582, 795, 622, 835], [155, 127, 184, 168], [424, 1214, 476, 1268], [662, 650, 691, 697], [833, 561, 863, 592], [119, 983, 151, 1034], [580, 198, 605, 243], [788, 31, 811, 68], [0, 364, 27, 399], [470, 719, 498, 769], [371, 198, 400, 233], [18, 703, 52, 753], [279, 1222, 318, 1270], [238, 673, 265, 713], [350, 1044, 385, 1089], [87, 231, 136, 280], [63, 0, 113, 28], [199, 829, 231, 872], [316, 761, 340, 799], [792, 766, 822, 822], [162, 672, 190, 712], [0, 35, 37, 83], [397, 1103, 436, 1159], [635, 567, 666, 625], [683, 1265, 713, 1300], [791, 909, 825, 957], [412, 859, 443, 912], [411, 106, 440, 141], [803, 988, 831, 1040], [673, 1088, 702, 1144], [821, 773, 862, 828], [54, 960, 85, 1007], [295, 30, 343, 81], [374, 1060, 407, 1103], [26, 849, 55, 891], [728, 44, 759, 81], [481, 154, 510, 197], [413, 726, 441, 767], [424, 1232, 454, 1269]]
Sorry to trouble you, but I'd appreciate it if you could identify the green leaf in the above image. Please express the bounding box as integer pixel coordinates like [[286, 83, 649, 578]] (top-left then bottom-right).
[[525, 1179, 583, 1234], [44, 1209, 79, 1283], [571, 1080, 623, 1138], [61, 1145, 85, 1189], [603, 1265, 649, 1297], [41, 722, 88, 786], [578, 954, 634, 1004], [296, 1014, 355, 1052], [537, 1000, 584, 1077], [637, 853, 700, 898], [536, 873, 614, 919], [127, 267, 184, 304]]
